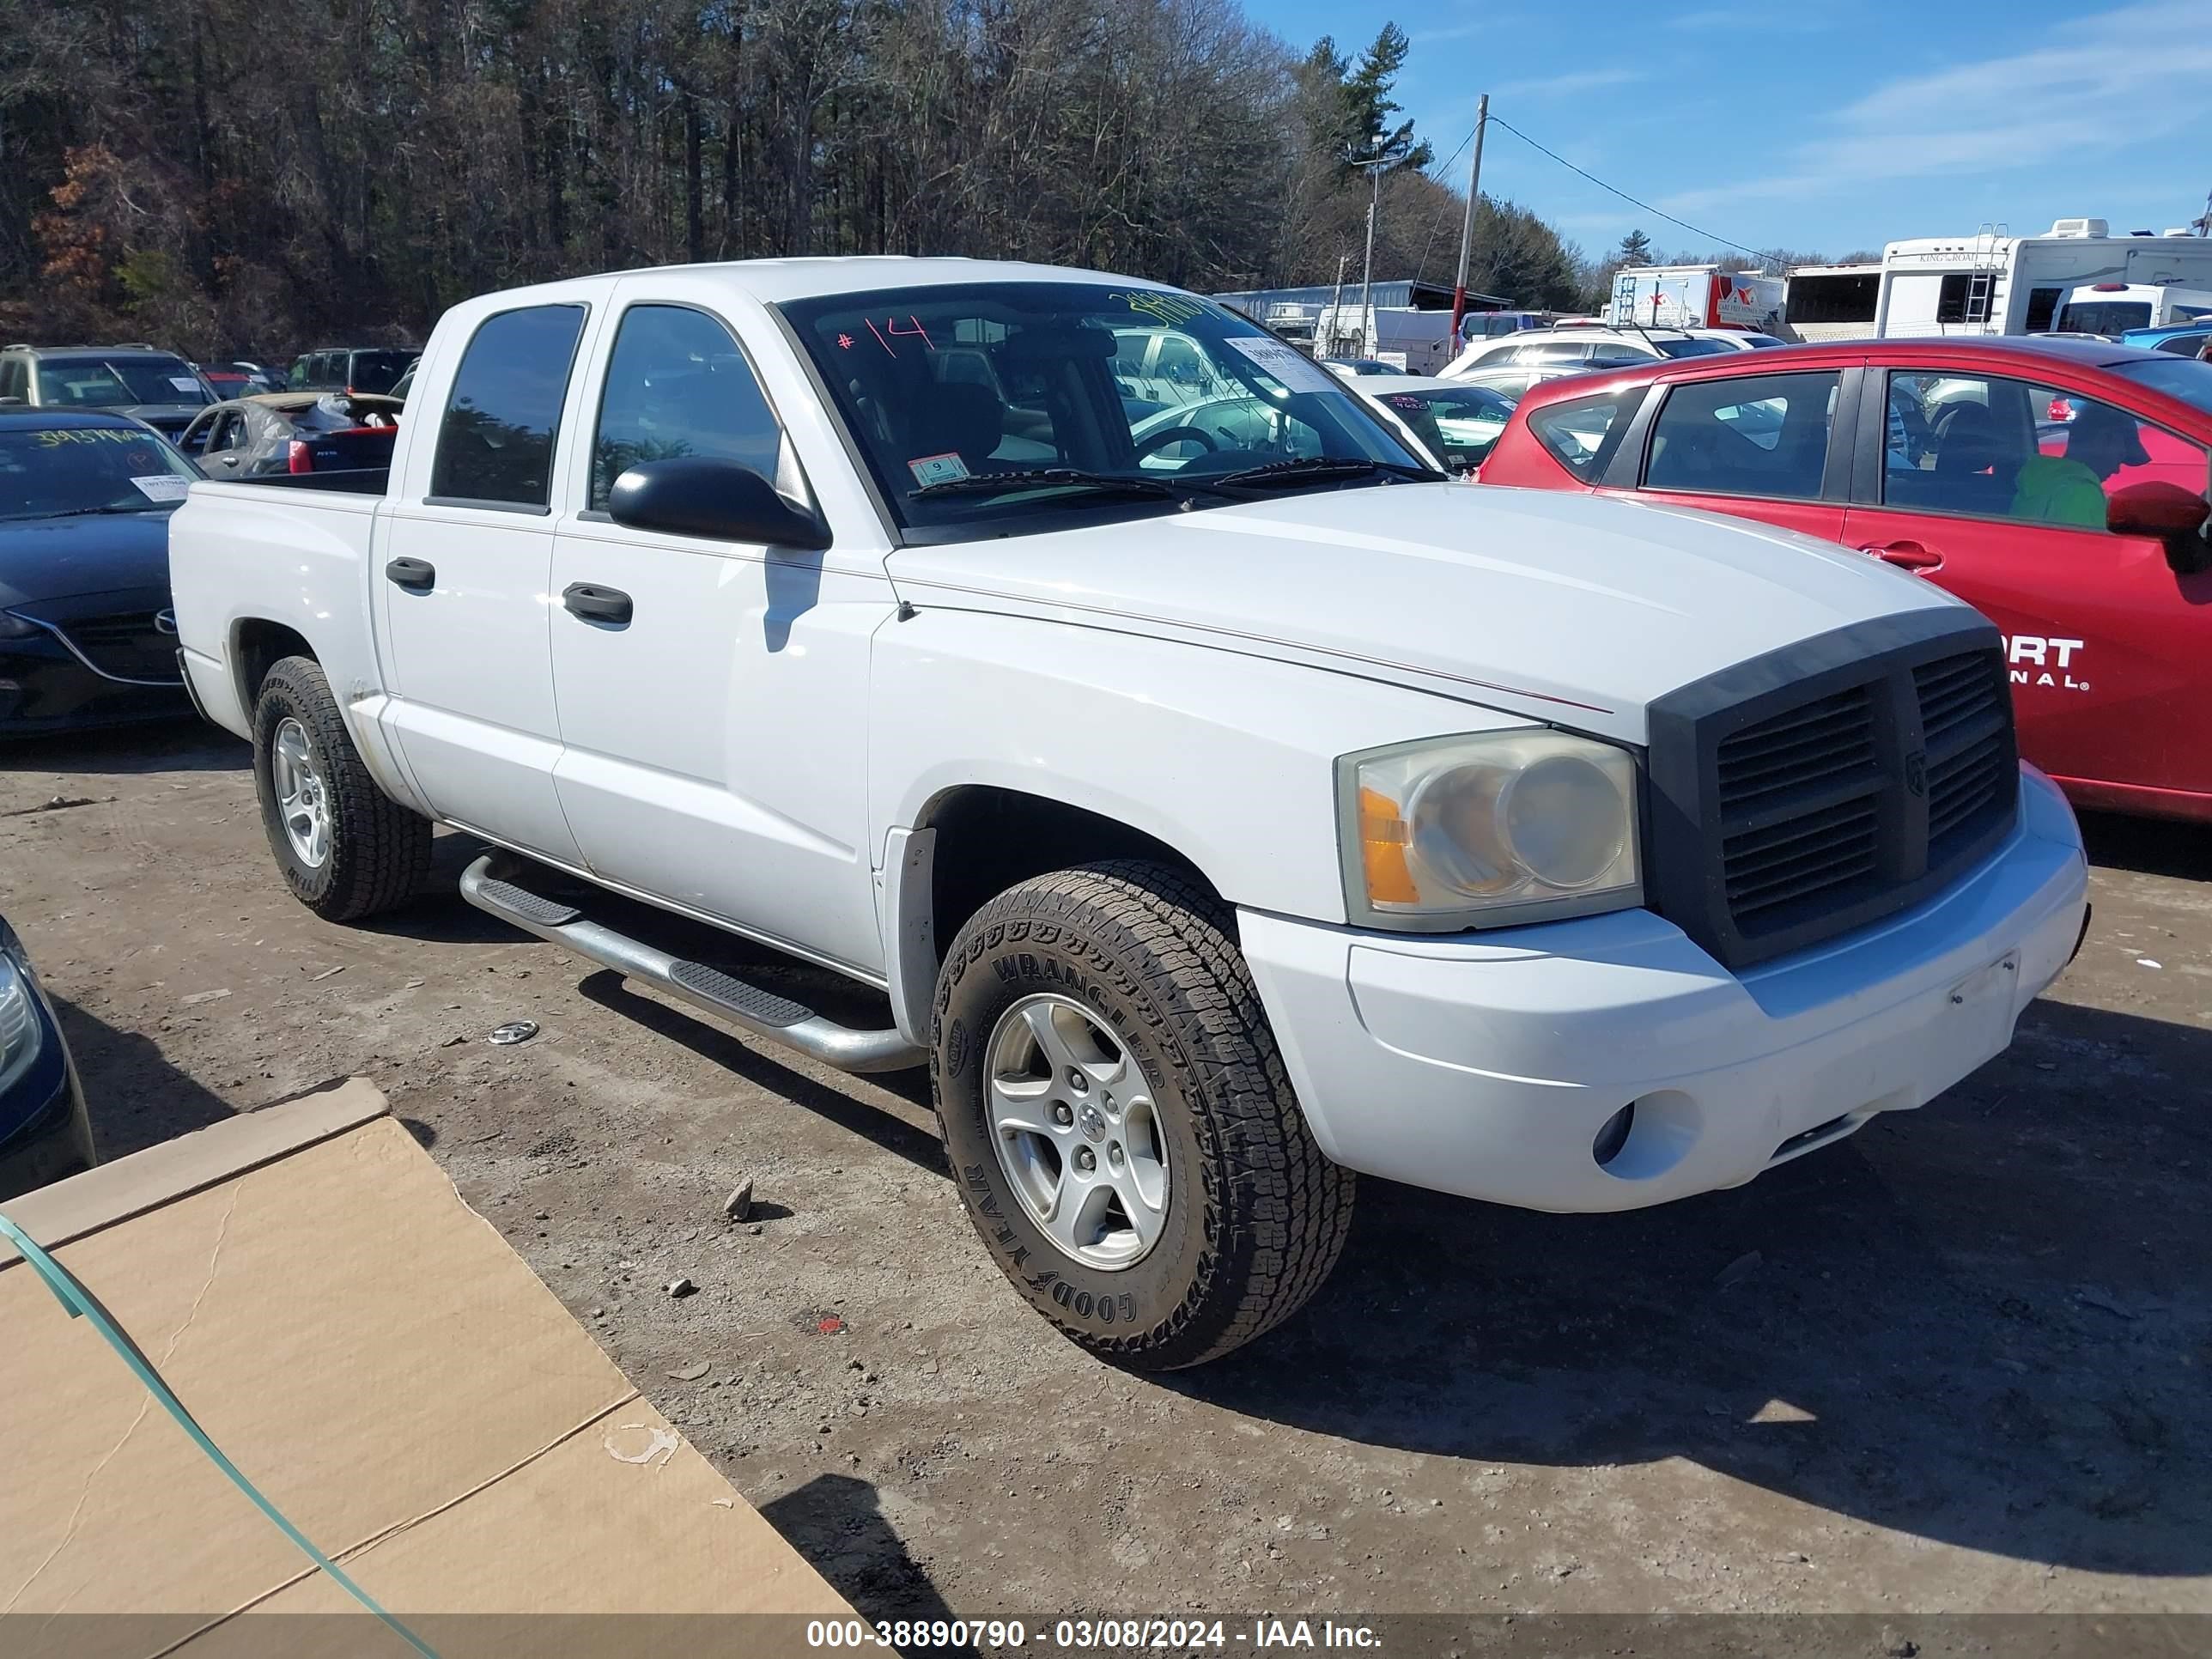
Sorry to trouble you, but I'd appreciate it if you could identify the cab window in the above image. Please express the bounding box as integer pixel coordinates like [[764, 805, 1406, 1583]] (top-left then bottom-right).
[[1644, 370, 1840, 501], [589, 304, 786, 511], [1881, 372, 2210, 531], [428, 304, 587, 508]]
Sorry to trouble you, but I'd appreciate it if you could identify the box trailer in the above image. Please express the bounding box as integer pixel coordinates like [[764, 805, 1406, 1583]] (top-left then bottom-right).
[[1604, 265, 1788, 333], [1314, 304, 1457, 374], [1785, 264, 1881, 342]]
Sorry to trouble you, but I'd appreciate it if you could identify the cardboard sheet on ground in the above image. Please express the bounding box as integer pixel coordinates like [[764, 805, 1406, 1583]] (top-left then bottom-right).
[[0, 1079, 852, 1658]]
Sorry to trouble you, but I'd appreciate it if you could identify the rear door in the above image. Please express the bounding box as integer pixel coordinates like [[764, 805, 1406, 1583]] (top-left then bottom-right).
[[375, 300, 597, 862], [1603, 365, 1853, 544], [195, 410, 253, 477], [544, 283, 891, 971], [1841, 366, 2212, 811]]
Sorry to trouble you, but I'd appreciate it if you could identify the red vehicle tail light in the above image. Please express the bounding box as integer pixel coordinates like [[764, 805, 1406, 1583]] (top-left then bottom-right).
[[287, 439, 313, 473]]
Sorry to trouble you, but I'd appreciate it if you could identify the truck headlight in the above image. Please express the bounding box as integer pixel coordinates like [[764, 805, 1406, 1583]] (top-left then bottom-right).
[[1338, 731, 1642, 929], [0, 952, 43, 1097]]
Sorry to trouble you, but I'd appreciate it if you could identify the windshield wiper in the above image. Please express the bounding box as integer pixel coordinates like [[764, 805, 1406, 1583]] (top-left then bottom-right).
[[1205, 457, 1440, 491], [2, 504, 165, 521], [910, 467, 1180, 502]]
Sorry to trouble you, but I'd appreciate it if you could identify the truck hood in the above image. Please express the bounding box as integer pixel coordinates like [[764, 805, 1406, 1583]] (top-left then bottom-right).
[[886, 483, 1963, 744]]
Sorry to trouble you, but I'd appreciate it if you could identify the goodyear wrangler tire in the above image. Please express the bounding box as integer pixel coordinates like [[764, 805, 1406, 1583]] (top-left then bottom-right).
[[252, 655, 432, 922], [931, 860, 1354, 1368]]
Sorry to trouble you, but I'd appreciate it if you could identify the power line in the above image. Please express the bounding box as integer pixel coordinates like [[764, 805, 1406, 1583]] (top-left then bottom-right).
[[1485, 113, 1774, 263], [1411, 123, 1478, 285]]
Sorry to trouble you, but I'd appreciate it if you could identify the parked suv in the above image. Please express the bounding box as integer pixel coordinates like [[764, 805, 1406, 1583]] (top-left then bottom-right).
[[287, 348, 417, 396], [0, 343, 216, 441]]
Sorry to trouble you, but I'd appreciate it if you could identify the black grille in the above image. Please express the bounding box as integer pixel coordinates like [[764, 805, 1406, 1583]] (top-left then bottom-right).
[[1713, 684, 1885, 939], [1915, 651, 2013, 856], [1644, 612, 2019, 971], [54, 611, 179, 683]]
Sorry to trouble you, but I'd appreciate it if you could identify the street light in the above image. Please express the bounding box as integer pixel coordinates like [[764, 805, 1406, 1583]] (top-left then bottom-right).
[[1352, 149, 1391, 359]]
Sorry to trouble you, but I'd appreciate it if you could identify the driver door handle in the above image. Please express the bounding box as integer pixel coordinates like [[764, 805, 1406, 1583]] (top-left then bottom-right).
[[562, 582, 633, 625], [385, 556, 436, 589], [1859, 539, 1943, 572]]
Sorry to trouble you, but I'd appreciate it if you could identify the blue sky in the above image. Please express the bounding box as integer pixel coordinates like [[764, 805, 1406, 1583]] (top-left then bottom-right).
[[1263, 0, 2212, 264]]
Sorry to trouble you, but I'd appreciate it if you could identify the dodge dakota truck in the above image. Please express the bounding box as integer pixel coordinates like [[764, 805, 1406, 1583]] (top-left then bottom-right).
[[169, 258, 2091, 1368]]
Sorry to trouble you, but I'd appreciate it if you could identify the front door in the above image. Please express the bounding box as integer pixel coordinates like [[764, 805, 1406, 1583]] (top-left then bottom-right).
[[1607, 366, 1851, 544], [1844, 368, 2212, 812], [376, 301, 593, 863], [545, 292, 892, 972]]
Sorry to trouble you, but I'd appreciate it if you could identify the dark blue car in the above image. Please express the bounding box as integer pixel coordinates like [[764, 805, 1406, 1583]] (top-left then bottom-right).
[[0, 410, 199, 736], [0, 915, 93, 1200]]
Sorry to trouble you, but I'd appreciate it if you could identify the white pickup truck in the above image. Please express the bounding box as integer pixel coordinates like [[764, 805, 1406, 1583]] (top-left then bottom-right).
[[170, 258, 2090, 1367]]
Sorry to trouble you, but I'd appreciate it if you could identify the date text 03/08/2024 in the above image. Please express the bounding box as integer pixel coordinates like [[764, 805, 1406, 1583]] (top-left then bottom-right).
[[804, 1619, 1382, 1650]]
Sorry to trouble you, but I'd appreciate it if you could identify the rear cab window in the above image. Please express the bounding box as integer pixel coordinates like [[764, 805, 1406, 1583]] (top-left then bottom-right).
[[428, 305, 588, 509]]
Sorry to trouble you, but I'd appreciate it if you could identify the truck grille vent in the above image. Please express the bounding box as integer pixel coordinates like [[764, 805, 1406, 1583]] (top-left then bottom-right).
[[1643, 619, 2020, 972]]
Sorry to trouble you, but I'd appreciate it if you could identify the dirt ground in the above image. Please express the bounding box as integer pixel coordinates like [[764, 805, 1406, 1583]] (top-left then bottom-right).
[[3, 720, 2208, 1634]]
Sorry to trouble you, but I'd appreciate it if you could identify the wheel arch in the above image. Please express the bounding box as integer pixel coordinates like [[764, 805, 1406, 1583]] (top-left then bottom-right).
[[229, 617, 318, 714], [878, 784, 1224, 1046]]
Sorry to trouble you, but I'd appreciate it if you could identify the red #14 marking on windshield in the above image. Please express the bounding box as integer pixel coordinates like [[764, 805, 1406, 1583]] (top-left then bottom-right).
[[865, 316, 935, 356]]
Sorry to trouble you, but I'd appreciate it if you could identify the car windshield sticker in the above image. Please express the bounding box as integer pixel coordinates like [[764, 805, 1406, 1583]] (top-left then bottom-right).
[[1119, 291, 1206, 326], [129, 473, 191, 501], [35, 428, 155, 447], [170, 376, 202, 394], [1222, 336, 1340, 397], [907, 452, 969, 487]]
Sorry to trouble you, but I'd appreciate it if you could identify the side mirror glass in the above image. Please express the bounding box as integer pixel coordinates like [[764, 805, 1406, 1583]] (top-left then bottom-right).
[[607, 458, 831, 550], [2106, 481, 2212, 574]]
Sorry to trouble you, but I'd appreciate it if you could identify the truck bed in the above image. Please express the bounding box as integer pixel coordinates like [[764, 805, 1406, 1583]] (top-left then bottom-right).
[[233, 467, 392, 495]]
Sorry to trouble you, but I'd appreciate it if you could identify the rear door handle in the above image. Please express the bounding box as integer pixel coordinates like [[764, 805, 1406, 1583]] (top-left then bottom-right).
[[1858, 539, 1943, 572], [385, 556, 436, 589], [562, 582, 633, 625]]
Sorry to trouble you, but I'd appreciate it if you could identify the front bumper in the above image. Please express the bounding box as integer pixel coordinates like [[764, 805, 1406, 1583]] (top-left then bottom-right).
[[1242, 767, 2088, 1212], [0, 635, 191, 736]]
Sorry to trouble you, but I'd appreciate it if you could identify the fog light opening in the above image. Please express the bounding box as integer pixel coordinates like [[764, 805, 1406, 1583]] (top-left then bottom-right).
[[1592, 1103, 1636, 1169]]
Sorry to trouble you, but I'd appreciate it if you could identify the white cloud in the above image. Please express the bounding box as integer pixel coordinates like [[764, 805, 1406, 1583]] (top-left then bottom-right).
[[1492, 66, 1647, 100], [1658, 1, 2212, 219]]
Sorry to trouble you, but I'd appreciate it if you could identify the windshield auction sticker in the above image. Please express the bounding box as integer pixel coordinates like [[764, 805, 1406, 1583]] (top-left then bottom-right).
[[907, 452, 969, 487], [1221, 336, 1341, 398], [129, 474, 191, 501]]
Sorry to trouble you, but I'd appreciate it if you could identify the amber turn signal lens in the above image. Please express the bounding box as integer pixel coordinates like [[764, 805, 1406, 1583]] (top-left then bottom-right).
[[1358, 786, 1419, 905]]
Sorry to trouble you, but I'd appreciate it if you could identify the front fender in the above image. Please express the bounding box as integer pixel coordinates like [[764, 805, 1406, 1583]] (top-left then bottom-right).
[[868, 608, 1524, 925]]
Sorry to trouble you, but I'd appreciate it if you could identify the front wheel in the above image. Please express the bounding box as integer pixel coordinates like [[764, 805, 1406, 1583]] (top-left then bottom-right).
[[252, 655, 431, 921], [931, 860, 1354, 1368]]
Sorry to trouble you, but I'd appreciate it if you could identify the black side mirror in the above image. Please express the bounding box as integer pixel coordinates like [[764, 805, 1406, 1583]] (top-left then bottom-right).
[[607, 457, 831, 549]]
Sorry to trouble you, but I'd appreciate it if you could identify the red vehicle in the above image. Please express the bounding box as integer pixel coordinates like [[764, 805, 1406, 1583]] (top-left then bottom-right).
[[1480, 337, 2212, 823]]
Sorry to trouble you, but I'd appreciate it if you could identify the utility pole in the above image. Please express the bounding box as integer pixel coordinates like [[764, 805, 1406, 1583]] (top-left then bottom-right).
[[1450, 94, 1489, 349], [1328, 253, 1349, 356], [1355, 149, 1389, 357]]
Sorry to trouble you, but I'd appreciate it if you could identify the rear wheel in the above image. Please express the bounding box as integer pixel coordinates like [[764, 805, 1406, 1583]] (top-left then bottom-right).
[[931, 860, 1354, 1368], [251, 655, 430, 921]]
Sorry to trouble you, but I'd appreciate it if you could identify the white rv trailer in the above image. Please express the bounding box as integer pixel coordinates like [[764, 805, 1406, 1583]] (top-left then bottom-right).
[[1874, 218, 2212, 338]]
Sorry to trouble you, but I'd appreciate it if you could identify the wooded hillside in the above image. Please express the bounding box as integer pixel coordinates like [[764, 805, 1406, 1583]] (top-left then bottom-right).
[[1, 1, 1587, 356]]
